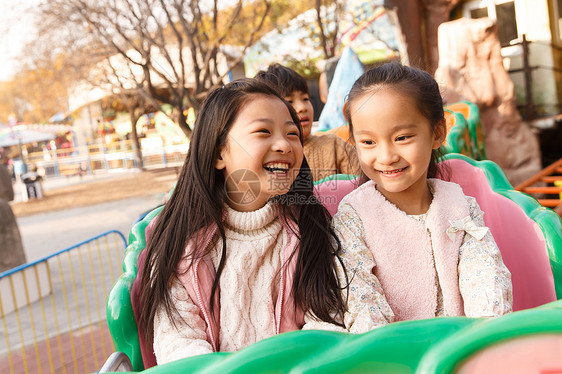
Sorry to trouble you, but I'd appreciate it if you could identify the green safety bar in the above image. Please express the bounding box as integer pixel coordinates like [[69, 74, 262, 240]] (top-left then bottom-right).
[[142, 300, 562, 373]]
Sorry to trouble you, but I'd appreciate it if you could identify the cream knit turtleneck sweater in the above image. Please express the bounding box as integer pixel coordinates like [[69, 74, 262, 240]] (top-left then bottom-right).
[[153, 201, 286, 364], [211, 202, 285, 352]]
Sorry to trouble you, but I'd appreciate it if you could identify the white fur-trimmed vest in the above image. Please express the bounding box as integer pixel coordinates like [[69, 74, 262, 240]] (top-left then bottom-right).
[[340, 178, 470, 321]]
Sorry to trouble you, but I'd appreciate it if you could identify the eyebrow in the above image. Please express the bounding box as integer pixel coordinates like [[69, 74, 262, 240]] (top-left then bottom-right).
[[247, 118, 273, 125], [391, 123, 417, 132], [247, 118, 297, 127], [355, 123, 417, 135]]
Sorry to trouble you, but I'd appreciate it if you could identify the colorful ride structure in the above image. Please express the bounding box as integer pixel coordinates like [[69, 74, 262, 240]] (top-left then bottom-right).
[[515, 158, 562, 216], [104, 102, 562, 373]]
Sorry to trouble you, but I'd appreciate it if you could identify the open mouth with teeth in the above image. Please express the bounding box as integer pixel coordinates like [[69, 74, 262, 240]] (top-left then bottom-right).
[[379, 167, 407, 175], [264, 162, 290, 174]]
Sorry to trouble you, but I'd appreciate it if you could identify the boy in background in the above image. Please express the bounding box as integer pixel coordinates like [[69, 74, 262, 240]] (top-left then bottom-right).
[[256, 64, 359, 182]]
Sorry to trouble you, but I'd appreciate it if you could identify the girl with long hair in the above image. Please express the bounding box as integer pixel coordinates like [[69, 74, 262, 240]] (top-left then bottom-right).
[[136, 79, 347, 365]]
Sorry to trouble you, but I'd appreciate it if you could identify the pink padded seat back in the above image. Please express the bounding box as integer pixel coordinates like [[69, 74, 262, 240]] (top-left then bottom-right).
[[443, 159, 556, 311], [313, 177, 359, 217]]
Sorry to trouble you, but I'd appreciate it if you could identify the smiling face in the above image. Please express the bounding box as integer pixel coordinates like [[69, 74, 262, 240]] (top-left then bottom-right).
[[216, 94, 304, 212], [285, 90, 314, 139], [350, 87, 445, 213]]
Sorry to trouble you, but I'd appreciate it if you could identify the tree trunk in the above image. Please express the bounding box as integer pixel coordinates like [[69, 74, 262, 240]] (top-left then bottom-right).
[[421, 0, 461, 74], [0, 165, 14, 201], [386, 0, 426, 68], [177, 104, 192, 139], [129, 110, 144, 169]]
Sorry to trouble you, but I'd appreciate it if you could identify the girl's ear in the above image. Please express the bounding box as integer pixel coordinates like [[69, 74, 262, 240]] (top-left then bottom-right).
[[215, 151, 226, 170], [432, 119, 447, 149]]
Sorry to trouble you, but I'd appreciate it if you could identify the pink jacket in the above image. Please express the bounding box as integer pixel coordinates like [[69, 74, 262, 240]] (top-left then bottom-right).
[[132, 214, 305, 368], [340, 179, 469, 321], [175, 219, 305, 352]]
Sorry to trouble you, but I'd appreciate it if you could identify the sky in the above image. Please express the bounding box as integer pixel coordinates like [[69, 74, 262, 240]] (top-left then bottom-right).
[[0, 1, 38, 81]]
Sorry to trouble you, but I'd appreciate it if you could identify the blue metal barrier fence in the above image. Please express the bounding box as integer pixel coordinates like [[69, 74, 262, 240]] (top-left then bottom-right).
[[0, 230, 127, 374]]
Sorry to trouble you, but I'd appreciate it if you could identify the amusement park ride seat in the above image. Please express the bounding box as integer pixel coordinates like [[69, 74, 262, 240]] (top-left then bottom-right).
[[104, 151, 562, 373], [102, 95, 560, 374]]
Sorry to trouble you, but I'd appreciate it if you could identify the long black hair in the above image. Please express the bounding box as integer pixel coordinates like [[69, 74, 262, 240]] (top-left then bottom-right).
[[138, 79, 346, 345], [344, 61, 447, 179]]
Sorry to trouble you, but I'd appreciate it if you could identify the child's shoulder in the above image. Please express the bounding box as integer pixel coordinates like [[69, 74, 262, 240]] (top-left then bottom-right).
[[339, 180, 376, 206], [306, 132, 338, 145], [463, 194, 483, 218], [429, 178, 468, 198], [429, 178, 479, 216], [332, 182, 374, 224], [304, 134, 347, 161], [310, 132, 353, 146]]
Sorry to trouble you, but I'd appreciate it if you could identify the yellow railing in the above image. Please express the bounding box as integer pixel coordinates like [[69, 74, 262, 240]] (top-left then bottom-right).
[[0, 230, 127, 374]]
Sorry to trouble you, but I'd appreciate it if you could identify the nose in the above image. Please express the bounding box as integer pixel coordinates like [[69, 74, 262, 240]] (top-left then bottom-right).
[[377, 143, 399, 165], [293, 100, 307, 114], [272, 134, 292, 154]]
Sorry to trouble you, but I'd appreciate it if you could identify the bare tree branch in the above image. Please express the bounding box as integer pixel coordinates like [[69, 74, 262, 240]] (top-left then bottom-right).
[[33, 0, 272, 139]]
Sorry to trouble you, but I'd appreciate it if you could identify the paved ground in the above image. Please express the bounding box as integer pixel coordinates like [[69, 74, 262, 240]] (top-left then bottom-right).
[[10, 167, 179, 261], [17, 195, 164, 262], [1, 321, 115, 374]]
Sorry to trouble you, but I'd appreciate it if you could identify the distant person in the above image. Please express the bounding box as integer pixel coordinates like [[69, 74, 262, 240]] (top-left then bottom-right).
[[6, 159, 15, 181], [317, 47, 364, 131], [318, 56, 340, 104], [135, 79, 347, 366], [333, 62, 512, 333], [256, 63, 359, 182]]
